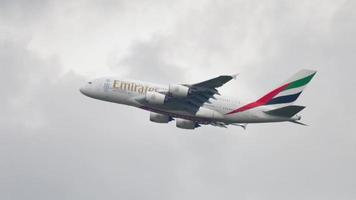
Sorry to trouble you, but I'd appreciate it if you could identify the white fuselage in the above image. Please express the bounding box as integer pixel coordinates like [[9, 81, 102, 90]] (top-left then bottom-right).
[[80, 77, 295, 124]]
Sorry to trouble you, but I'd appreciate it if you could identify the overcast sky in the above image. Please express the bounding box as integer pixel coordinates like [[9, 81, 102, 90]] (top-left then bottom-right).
[[1, 0, 355, 199]]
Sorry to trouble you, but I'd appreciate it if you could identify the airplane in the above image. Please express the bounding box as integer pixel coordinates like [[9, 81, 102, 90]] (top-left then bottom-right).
[[80, 69, 317, 129]]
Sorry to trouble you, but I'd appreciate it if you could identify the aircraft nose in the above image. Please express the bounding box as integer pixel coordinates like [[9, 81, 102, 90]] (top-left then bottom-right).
[[79, 86, 86, 95]]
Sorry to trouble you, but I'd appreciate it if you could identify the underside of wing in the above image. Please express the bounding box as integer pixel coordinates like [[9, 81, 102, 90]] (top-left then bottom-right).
[[188, 74, 237, 88], [177, 74, 238, 113], [137, 74, 237, 115]]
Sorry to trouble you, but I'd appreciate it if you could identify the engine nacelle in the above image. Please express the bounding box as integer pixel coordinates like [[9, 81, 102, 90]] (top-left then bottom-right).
[[150, 112, 172, 123], [176, 118, 198, 130], [169, 84, 190, 98], [146, 91, 166, 104]]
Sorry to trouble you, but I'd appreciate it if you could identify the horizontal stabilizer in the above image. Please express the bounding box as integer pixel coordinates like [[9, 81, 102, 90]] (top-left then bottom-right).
[[265, 105, 305, 118]]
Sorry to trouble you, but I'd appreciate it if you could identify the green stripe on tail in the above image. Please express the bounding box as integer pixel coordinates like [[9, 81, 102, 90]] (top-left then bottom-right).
[[286, 72, 316, 90]]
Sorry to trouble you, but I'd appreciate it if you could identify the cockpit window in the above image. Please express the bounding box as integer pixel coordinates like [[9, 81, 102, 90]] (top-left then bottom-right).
[[88, 82, 92, 84]]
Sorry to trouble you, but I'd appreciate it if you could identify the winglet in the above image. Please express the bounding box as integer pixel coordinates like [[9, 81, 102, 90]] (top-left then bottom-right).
[[231, 73, 239, 80]]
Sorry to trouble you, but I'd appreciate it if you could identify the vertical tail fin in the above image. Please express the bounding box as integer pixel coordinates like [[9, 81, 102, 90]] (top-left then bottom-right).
[[262, 69, 317, 106], [226, 69, 316, 114]]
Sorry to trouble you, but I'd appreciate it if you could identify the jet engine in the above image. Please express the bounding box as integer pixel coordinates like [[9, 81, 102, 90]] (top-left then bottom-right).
[[146, 91, 166, 104], [150, 112, 172, 123], [176, 118, 199, 129], [168, 84, 190, 98]]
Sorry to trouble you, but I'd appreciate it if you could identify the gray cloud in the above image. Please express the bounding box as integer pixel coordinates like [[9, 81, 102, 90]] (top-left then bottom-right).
[[0, 0, 356, 200], [113, 35, 186, 83]]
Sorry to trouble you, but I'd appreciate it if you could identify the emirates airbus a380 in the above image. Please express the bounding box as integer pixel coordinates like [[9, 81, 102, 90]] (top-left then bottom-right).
[[80, 69, 316, 130]]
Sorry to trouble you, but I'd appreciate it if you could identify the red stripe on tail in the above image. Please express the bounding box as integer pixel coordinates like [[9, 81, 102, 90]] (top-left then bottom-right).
[[226, 83, 290, 115]]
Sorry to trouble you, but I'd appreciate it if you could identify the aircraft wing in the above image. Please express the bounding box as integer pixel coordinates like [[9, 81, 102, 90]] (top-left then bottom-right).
[[189, 74, 237, 89], [177, 74, 237, 113]]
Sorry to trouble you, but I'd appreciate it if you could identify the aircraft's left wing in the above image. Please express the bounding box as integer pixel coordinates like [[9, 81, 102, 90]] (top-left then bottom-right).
[[177, 74, 237, 112], [189, 74, 238, 89]]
